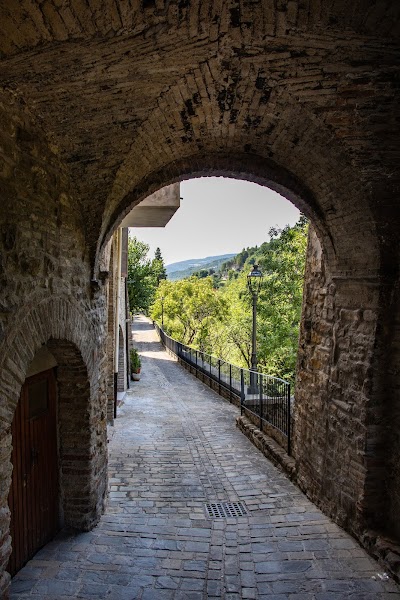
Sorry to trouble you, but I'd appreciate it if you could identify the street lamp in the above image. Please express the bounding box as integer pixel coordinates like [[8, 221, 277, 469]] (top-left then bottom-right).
[[160, 296, 165, 329], [247, 264, 263, 393]]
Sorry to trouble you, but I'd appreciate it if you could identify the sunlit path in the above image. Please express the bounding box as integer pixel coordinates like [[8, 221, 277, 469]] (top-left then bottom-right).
[[10, 315, 400, 599]]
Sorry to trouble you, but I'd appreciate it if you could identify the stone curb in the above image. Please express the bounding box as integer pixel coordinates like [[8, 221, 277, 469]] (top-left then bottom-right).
[[362, 530, 400, 584], [236, 414, 297, 481]]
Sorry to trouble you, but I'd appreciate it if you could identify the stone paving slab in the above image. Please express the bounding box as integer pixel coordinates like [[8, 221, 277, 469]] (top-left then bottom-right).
[[10, 315, 400, 599]]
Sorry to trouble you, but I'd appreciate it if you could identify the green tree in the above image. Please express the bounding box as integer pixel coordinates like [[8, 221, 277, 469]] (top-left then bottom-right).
[[206, 273, 251, 368], [127, 239, 168, 314], [213, 216, 308, 382], [152, 247, 167, 285], [127, 237, 154, 313], [255, 217, 308, 381], [150, 217, 308, 383], [151, 277, 227, 348]]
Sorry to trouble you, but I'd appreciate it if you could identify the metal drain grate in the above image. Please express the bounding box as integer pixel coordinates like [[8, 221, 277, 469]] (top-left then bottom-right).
[[205, 501, 248, 519]]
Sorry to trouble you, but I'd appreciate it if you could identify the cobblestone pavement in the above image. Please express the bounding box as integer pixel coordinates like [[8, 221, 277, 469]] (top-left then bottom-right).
[[10, 316, 400, 599]]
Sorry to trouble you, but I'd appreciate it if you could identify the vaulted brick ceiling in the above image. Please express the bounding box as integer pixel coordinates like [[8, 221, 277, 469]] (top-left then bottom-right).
[[0, 1, 399, 272]]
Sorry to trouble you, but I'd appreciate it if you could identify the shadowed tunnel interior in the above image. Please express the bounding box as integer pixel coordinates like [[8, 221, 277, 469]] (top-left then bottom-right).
[[0, 1, 399, 595]]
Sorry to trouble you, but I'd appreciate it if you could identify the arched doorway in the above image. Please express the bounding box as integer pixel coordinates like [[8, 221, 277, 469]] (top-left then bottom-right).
[[0, 298, 108, 588]]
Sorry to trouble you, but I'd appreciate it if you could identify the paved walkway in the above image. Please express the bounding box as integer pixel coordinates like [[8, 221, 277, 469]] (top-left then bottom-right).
[[10, 316, 400, 599]]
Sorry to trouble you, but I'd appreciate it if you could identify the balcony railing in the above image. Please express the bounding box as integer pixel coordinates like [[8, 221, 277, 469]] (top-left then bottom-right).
[[154, 322, 292, 455]]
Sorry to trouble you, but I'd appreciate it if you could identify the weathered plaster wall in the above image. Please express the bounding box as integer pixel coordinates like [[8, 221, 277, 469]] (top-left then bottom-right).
[[117, 260, 129, 393]]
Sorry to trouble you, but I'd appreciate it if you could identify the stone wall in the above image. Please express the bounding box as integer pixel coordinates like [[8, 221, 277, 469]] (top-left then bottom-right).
[[106, 240, 116, 424], [47, 339, 107, 531], [383, 271, 400, 540], [0, 91, 108, 597], [294, 226, 397, 542]]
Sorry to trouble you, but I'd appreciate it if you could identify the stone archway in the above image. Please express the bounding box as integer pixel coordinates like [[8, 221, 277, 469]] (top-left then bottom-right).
[[84, 31, 397, 546], [0, 296, 108, 593], [98, 156, 398, 558], [0, 0, 398, 591]]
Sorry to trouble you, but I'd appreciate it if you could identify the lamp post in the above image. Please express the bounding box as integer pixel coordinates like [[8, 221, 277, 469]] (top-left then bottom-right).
[[247, 264, 263, 394], [160, 296, 165, 329]]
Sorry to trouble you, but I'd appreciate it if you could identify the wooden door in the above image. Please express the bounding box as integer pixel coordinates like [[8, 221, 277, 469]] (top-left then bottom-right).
[[7, 369, 59, 576]]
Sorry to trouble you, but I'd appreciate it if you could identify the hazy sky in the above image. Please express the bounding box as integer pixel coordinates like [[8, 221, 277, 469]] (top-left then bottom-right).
[[130, 177, 300, 266]]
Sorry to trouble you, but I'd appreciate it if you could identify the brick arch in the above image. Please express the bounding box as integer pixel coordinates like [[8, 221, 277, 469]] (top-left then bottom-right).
[[0, 296, 98, 392], [98, 153, 331, 268], [1, 3, 396, 271], [97, 152, 368, 282], [0, 296, 108, 587], [93, 83, 397, 561], [97, 62, 379, 279]]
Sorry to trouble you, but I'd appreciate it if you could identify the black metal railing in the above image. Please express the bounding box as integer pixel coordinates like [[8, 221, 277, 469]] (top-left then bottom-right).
[[154, 322, 292, 455]]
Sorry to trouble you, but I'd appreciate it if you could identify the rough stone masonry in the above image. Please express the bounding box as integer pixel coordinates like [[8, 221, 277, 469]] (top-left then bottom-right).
[[0, 1, 399, 597]]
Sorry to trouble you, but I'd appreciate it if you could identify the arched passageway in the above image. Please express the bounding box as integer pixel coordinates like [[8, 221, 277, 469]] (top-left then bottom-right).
[[0, 1, 399, 595], [105, 159, 398, 549]]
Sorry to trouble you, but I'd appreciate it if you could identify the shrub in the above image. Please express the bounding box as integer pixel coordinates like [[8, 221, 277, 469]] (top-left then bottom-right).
[[130, 347, 141, 373]]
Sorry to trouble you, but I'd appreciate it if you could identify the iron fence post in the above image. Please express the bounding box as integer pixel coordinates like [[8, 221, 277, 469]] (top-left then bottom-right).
[[229, 363, 232, 403], [259, 373, 263, 430], [287, 383, 291, 456], [218, 359, 221, 394], [240, 369, 244, 416]]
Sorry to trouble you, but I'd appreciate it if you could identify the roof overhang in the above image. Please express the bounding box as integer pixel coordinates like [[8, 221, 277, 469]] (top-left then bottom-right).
[[120, 183, 180, 228]]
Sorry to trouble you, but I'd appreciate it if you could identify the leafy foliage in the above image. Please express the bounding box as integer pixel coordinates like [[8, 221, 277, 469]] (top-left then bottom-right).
[[127, 238, 167, 314], [150, 217, 308, 383], [129, 347, 141, 373], [151, 277, 227, 347], [152, 247, 167, 284], [255, 216, 308, 381]]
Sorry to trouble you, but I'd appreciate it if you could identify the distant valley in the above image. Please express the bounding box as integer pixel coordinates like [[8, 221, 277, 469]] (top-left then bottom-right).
[[166, 253, 236, 281]]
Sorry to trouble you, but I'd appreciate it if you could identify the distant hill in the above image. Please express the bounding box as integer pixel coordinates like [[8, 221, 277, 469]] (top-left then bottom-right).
[[167, 253, 236, 281]]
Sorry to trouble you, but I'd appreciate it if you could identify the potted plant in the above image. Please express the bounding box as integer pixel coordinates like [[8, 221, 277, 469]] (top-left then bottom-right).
[[130, 347, 142, 381]]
